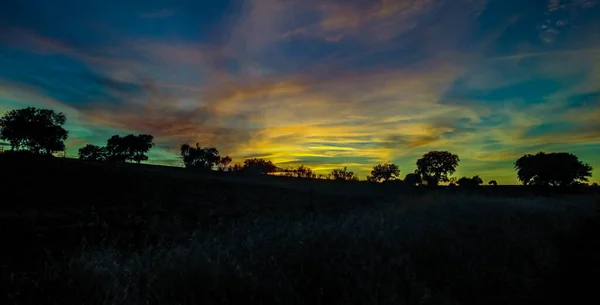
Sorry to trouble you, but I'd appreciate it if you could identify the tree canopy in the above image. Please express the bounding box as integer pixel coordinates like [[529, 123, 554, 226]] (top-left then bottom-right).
[[0, 107, 69, 155], [78, 144, 107, 161], [368, 163, 400, 182], [284, 165, 317, 179], [180, 143, 220, 169], [105, 134, 155, 163], [416, 151, 460, 186], [330, 167, 359, 181], [515, 152, 592, 186], [457, 175, 484, 187], [217, 156, 232, 171], [243, 158, 278, 174], [403, 172, 422, 186]]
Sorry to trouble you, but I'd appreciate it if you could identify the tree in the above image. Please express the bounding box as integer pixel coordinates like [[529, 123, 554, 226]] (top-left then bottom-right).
[[330, 167, 359, 181], [217, 156, 232, 171], [106, 135, 128, 162], [78, 144, 106, 161], [243, 158, 277, 174], [515, 152, 592, 186], [180, 143, 220, 169], [129, 134, 155, 164], [416, 151, 460, 186], [294, 165, 317, 179], [457, 175, 484, 187], [369, 163, 400, 182], [403, 172, 422, 186], [488, 180, 498, 186], [105, 134, 155, 163], [0, 107, 69, 155]]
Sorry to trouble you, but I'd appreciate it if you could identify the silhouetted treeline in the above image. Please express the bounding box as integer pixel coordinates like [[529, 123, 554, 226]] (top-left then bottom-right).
[[1, 107, 595, 187]]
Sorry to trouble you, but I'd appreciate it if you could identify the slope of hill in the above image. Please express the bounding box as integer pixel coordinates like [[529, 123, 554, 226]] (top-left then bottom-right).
[[1, 153, 599, 305]]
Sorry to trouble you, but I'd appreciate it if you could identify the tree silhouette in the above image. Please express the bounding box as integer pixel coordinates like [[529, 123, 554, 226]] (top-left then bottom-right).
[[78, 144, 107, 161], [0, 107, 68, 155], [105, 135, 128, 162], [283, 165, 317, 178], [515, 152, 592, 186], [283, 168, 295, 177], [403, 172, 422, 186], [294, 165, 317, 179], [416, 151, 460, 186], [217, 156, 232, 171], [243, 158, 277, 175], [330, 167, 359, 181], [457, 175, 484, 187], [369, 163, 400, 182], [129, 134, 155, 164], [180, 143, 220, 169], [105, 134, 155, 163], [488, 180, 498, 186]]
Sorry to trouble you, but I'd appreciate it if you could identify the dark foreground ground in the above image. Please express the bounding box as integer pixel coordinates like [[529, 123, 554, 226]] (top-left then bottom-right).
[[1, 154, 599, 305]]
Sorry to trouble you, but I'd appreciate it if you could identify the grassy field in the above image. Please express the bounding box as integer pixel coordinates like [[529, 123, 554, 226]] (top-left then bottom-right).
[[1, 154, 599, 305]]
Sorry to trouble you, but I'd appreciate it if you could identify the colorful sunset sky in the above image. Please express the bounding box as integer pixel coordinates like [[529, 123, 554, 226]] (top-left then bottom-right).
[[1, 0, 599, 184]]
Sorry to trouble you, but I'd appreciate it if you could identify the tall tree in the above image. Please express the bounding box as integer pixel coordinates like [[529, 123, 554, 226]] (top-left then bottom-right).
[[369, 163, 400, 182], [180, 143, 220, 169], [515, 152, 592, 186], [416, 151, 460, 186], [0, 107, 68, 155], [330, 167, 359, 181], [78, 144, 107, 161], [243, 158, 277, 174]]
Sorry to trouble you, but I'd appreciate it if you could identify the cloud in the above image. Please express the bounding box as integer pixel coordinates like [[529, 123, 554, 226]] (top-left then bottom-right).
[[2, 0, 600, 183]]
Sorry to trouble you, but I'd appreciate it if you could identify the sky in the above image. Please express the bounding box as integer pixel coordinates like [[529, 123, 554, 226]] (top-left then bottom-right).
[[0, 0, 599, 184]]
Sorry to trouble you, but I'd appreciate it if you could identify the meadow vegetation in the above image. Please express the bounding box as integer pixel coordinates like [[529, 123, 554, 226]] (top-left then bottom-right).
[[1, 153, 599, 305]]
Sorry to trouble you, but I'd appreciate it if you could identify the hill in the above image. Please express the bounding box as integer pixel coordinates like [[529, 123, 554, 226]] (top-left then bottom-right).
[[1, 154, 599, 305]]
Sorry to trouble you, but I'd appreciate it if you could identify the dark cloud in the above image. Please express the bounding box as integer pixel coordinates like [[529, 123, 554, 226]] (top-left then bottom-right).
[[0, 63, 141, 107], [522, 122, 577, 138], [382, 134, 439, 149], [566, 91, 600, 108]]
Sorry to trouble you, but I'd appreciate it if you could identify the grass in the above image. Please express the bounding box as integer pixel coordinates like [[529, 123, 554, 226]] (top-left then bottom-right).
[[1, 154, 599, 304]]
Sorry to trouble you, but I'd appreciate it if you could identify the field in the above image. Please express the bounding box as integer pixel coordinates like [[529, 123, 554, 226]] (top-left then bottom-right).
[[1, 154, 599, 305]]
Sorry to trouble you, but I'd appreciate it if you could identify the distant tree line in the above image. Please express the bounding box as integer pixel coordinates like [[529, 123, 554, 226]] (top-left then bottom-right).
[[0, 107, 595, 186]]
